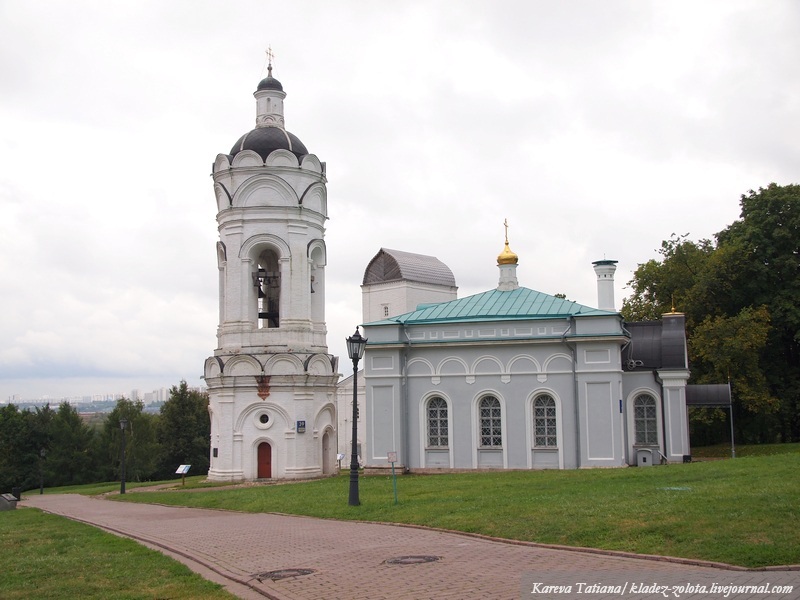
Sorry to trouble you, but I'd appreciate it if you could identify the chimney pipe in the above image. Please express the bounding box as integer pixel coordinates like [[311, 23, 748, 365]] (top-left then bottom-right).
[[592, 260, 618, 311]]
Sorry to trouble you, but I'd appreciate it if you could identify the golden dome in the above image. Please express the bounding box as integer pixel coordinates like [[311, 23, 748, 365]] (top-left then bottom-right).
[[497, 242, 519, 265]]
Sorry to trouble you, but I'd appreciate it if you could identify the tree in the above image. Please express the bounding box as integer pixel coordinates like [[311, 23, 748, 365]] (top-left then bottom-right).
[[0, 404, 55, 493], [158, 381, 210, 477], [98, 399, 160, 483], [690, 306, 775, 412], [0, 404, 32, 493], [47, 402, 96, 487], [713, 184, 800, 441], [622, 234, 715, 323], [623, 183, 800, 443]]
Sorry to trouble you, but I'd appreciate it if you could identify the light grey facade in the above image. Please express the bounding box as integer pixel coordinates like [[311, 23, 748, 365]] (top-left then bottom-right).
[[362, 249, 691, 471]]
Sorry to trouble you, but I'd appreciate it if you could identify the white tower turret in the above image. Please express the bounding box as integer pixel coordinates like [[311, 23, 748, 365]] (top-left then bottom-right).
[[204, 63, 338, 481], [592, 259, 618, 311]]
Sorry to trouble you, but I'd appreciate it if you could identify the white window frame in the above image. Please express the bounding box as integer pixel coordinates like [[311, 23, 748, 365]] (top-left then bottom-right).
[[533, 394, 558, 448]]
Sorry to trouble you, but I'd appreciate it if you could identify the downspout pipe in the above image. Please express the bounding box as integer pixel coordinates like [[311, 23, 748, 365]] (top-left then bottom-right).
[[401, 323, 411, 473], [620, 320, 633, 465], [561, 317, 579, 468], [656, 370, 668, 464]]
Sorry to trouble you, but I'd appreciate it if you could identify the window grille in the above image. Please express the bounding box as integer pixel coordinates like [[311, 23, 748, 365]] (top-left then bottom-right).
[[533, 394, 557, 447], [634, 394, 658, 444], [427, 397, 448, 447], [479, 396, 502, 447]]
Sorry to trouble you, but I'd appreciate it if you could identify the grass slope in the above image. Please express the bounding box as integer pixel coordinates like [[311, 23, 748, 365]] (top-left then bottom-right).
[[0, 509, 237, 600]]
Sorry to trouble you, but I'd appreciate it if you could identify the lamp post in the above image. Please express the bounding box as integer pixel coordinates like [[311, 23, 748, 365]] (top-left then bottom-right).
[[119, 417, 128, 495], [346, 327, 367, 506]]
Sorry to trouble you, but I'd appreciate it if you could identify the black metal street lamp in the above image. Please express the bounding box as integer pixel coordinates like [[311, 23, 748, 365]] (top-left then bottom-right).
[[119, 417, 128, 495], [346, 327, 368, 506]]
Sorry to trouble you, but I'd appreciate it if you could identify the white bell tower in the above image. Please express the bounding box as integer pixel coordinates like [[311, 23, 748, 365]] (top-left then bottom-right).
[[204, 63, 339, 481]]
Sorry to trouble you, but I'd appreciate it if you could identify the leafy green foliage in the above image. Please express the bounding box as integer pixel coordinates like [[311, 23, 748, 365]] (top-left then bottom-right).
[[690, 306, 776, 414], [0, 405, 35, 492], [96, 399, 161, 483], [622, 234, 715, 322], [0, 381, 209, 493], [158, 380, 210, 477], [46, 403, 96, 487], [624, 183, 800, 444]]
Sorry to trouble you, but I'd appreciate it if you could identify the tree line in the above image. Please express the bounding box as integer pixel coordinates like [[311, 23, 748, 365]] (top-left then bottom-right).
[[622, 183, 800, 445], [0, 381, 209, 494]]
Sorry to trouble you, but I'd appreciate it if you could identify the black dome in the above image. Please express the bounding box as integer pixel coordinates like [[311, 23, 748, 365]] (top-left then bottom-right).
[[229, 126, 308, 161], [257, 75, 283, 92]]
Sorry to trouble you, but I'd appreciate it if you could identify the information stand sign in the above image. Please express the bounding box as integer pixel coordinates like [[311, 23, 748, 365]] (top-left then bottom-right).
[[175, 464, 191, 486]]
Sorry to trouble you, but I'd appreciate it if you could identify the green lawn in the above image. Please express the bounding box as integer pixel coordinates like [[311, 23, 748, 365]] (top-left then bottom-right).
[[110, 452, 800, 568], [691, 441, 800, 458], [0, 509, 237, 600], [35, 475, 225, 496]]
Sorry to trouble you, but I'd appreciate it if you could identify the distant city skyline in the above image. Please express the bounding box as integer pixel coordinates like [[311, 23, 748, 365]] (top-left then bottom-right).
[[5, 383, 205, 405]]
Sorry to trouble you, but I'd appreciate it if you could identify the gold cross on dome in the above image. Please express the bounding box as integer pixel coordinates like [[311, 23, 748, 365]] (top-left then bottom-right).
[[265, 46, 275, 75], [503, 218, 510, 244]]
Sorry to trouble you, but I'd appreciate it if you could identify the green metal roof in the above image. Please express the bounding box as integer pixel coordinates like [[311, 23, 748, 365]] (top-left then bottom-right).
[[365, 287, 617, 326]]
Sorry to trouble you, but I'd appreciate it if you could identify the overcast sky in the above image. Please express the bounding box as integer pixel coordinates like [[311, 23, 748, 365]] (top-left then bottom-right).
[[1, 1, 798, 401]]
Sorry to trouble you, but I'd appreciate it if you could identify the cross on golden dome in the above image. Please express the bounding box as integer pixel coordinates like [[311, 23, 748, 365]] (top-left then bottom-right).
[[497, 218, 519, 265]]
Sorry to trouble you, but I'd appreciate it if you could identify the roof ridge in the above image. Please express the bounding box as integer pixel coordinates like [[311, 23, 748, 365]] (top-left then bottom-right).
[[366, 286, 616, 326]]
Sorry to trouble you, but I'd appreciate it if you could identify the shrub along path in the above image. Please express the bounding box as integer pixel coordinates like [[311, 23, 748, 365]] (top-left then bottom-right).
[[24, 493, 798, 600]]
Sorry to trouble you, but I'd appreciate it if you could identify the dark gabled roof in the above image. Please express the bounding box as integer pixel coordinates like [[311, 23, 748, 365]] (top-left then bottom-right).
[[366, 286, 615, 326], [362, 248, 456, 287]]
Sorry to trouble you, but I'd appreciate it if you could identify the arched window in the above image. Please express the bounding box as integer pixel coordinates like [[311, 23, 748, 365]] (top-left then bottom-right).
[[479, 396, 502, 447], [634, 394, 658, 444], [427, 397, 448, 447], [533, 394, 557, 447], [383, 305, 389, 317]]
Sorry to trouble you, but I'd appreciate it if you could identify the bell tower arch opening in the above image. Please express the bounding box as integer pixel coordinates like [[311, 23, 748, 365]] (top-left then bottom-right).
[[254, 248, 281, 329]]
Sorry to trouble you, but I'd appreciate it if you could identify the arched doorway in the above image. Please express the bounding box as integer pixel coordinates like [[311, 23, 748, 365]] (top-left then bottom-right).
[[322, 431, 332, 475], [257, 442, 272, 479]]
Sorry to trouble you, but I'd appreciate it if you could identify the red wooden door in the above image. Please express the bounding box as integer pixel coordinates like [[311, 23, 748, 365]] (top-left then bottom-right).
[[257, 442, 272, 478]]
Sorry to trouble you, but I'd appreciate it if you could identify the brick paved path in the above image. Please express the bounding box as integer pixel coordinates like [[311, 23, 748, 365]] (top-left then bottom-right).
[[23, 494, 798, 600]]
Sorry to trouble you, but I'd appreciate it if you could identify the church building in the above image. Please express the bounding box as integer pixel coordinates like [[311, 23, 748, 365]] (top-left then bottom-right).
[[202, 66, 693, 480], [204, 65, 338, 481], [361, 234, 692, 471]]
